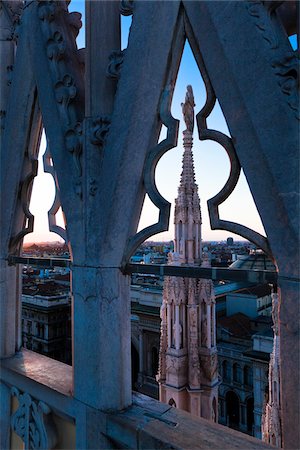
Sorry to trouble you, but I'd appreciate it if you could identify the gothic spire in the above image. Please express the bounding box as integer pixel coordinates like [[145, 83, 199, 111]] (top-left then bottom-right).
[[174, 85, 202, 264]]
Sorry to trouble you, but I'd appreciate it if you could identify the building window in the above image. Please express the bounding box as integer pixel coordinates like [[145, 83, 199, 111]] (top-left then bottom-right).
[[219, 399, 225, 418], [151, 346, 159, 377], [222, 360, 230, 381], [244, 365, 253, 387], [168, 398, 176, 407], [226, 391, 240, 427], [233, 363, 242, 384]]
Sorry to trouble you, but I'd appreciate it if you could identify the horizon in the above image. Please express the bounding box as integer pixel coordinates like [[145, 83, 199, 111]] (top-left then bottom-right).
[[23, 237, 251, 247]]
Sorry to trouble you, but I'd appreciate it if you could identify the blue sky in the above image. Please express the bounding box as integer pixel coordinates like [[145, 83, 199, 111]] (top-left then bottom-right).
[[25, 2, 297, 244]]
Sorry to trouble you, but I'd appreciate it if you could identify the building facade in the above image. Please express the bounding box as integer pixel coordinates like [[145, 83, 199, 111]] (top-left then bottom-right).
[[217, 314, 272, 438], [22, 280, 71, 365]]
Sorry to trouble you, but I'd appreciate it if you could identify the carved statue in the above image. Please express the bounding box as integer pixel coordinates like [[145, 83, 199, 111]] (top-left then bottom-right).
[[160, 300, 167, 321], [201, 316, 208, 346], [271, 292, 279, 336], [181, 85, 195, 132], [173, 321, 183, 349]]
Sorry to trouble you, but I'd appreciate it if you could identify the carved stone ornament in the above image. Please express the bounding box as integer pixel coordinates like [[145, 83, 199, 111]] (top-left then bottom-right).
[[1, 1, 23, 40], [188, 353, 200, 387], [54, 74, 77, 125], [107, 50, 125, 79], [262, 296, 282, 447], [89, 178, 97, 196], [65, 122, 83, 177], [0, 110, 6, 131], [11, 387, 58, 449], [247, 1, 299, 120], [122, 84, 179, 265], [36, 0, 85, 201], [67, 11, 82, 38], [247, 1, 280, 49], [6, 64, 14, 86], [166, 354, 187, 376], [157, 319, 167, 382], [271, 291, 279, 336], [272, 51, 299, 120], [201, 353, 218, 381], [37, 1, 56, 23], [43, 145, 68, 243], [46, 31, 66, 62], [90, 116, 111, 148], [120, 0, 134, 16]]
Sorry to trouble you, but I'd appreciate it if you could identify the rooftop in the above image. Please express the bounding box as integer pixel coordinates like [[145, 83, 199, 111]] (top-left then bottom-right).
[[229, 253, 276, 272]]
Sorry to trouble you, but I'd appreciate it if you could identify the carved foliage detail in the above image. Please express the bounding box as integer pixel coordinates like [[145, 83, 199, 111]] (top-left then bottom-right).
[[38, 1, 56, 23], [247, 1, 299, 119], [11, 388, 58, 450], [46, 31, 66, 62], [65, 122, 83, 177], [107, 50, 125, 79], [200, 353, 218, 382], [54, 74, 77, 125], [272, 51, 299, 119], [37, 0, 84, 195], [89, 178, 98, 196], [90, 116, 111, 148]]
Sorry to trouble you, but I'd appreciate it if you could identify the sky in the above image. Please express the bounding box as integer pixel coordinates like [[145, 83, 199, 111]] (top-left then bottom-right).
[[24, 2, 297, 244]]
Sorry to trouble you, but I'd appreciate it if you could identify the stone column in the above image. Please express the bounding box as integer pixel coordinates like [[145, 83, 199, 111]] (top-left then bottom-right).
[[175, 305, 180, 350], [0, 261, 20, 357], [211, 303, 216, 347], [182, 306, 186, 348], [182, 223, 186, 260], [72, 267, 131, 411], [167, 304, 171, 348], [0, 2, 22, 359], [277, 282, 299, 449], [76, 0, 131, 417], [85, 0, 120, 117], [206, 304, 211, 349], [187, 213, 194, 264], [195, 225, 199, 259], [198, 224, 202, 261], [0, 2, 16, 125]]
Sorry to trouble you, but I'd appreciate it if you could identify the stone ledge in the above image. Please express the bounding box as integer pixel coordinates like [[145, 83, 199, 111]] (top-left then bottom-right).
[[0, 349, 72, 396], [106, 392, 276, 449]]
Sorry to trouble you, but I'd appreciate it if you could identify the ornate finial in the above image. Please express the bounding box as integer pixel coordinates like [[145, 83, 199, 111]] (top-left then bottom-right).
[[181, 85, 195, 133]]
